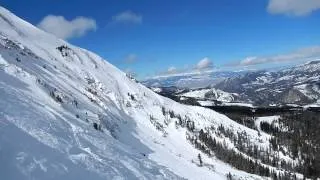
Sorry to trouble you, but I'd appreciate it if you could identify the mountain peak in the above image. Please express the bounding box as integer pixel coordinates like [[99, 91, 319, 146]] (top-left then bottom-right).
[[304, 60, 320, 65]]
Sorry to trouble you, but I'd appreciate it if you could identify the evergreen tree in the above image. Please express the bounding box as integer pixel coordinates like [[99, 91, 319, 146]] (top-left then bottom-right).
[[198, 153, 203, 167]]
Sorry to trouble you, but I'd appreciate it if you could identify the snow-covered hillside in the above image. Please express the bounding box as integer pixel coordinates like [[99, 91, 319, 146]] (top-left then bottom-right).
[[179, 88, 238, 103], [0, 6, 299, 180]]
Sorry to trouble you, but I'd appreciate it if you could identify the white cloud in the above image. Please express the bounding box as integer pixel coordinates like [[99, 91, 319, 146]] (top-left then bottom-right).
[[267, 0, 320, 16], [196, 57, 213, 70], [239, 57, 259, 66], [153, 57, 214, 78], [124, 54, 137, 64], [167, 66, 177, 74], [38, 15, 97, 39], [228, 46, 320, 67], [112, 11, 142, 24]]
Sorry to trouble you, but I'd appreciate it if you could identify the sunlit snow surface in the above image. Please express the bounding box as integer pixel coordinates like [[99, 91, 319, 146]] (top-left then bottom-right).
[[179, 88, 237, 102], [0, 6, 270, 180]]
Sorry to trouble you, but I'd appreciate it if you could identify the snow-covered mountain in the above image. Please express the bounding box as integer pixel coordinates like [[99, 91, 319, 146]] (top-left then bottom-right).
[[0, 6, 303, 180], [150, 61, 320, 107], [179, 88, 238, 103], [143, 71, 245, 89], [214, 61, 320, 106]]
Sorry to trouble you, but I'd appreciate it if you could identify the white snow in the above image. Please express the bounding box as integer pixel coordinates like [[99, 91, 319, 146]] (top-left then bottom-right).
[[197, 100, 216, 106], [0, 6, 290, 180], [180, 89, 212, 98], [222, 102, 254, 108], [294, 84, 320, 100], [151, 87, 162, 93], [180, 88, 236, 102]]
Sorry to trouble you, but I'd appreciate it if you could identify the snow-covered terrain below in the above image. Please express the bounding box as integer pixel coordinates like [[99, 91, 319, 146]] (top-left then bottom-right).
[[0, 6, 277, 180], [179, 88, 238, 103]]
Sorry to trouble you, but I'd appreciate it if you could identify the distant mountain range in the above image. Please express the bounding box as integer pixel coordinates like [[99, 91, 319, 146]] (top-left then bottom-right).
[[147, 61, 320, 107], [143, 70, 246, 89], [214, 61, 320, 106]]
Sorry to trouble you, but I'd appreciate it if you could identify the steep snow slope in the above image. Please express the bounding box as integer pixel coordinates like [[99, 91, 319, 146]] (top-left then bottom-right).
[[0, 6, 285, 180]]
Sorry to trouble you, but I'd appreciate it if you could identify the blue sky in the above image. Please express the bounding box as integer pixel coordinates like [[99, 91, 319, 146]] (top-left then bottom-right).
[[1, 0, 320, 79]]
